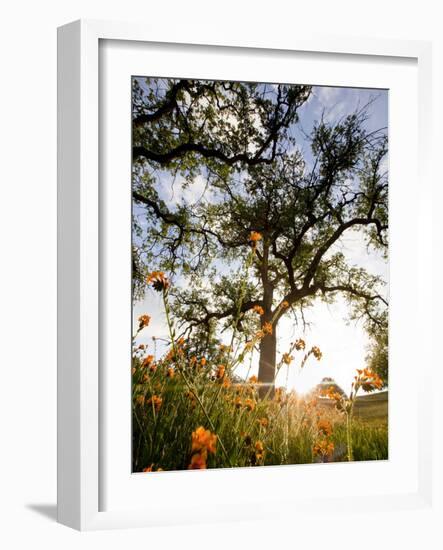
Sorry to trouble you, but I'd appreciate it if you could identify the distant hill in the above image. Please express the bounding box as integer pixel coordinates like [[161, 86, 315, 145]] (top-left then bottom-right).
[[353, 390, 388, 422], [319, 390, 388, 424]]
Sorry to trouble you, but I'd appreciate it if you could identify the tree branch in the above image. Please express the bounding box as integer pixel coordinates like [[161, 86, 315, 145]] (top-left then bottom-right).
[[302, 217, 387, 290], [133, 142, 281, 166], [133, 80, 191, 126]]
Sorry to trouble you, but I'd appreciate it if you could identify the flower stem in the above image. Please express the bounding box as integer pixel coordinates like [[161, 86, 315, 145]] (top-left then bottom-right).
[[162, 288, 233, 467], [346, 404, 354, 462]]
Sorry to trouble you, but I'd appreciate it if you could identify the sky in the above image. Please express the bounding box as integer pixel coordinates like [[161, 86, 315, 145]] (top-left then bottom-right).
[[133, 82, 388, 396]]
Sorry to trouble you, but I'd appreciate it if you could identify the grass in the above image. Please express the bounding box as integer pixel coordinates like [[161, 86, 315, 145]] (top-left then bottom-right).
[[132, 348, 389, 472], [319, 390, 388, 422], [353, 391, 388, 422], [132, 268, 388, 473], [318, 393, 388, 462]]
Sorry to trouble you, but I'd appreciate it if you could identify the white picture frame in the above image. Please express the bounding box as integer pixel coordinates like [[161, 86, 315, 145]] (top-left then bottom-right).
[[57, 19, 433, 531]]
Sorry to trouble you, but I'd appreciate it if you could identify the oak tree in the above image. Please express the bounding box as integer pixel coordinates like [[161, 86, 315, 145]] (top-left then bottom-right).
[[132, 78, 388, 388]]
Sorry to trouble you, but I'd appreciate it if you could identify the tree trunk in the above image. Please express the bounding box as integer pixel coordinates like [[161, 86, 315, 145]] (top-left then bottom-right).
[[258, 322, 277, 398], [257, 242, 277, 398]]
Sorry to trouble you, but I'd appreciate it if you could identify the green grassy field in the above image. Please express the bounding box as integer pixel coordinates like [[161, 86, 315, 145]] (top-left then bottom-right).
[[319, 390, 388, 424], [353, 391, 388, 422], [132, 283, 388, 471], [314, 391, 388, 462], [132, 355, 389, 470]]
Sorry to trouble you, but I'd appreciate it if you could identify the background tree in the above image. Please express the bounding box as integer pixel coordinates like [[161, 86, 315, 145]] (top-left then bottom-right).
[[132, 78, 311, 291], [365, 313, 388, 387], [313, 377, 346, 397], [132, 78, 388, 389]]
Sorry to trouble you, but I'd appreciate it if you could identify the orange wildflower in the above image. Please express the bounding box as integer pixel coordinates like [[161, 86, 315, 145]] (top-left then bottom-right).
[[188, 452, 207, 470], [313, 439, 335, 460], [311, 346, 322, 361], [254, 440, 265, 461], [281, 301, 290, 309], [262, 322, 273, 336], [322, 386, 342, 401], [258, 417, 269, 428], [317, 419, 333, 437], [354, 368, 383, 392], [253, 305, 265, 316], [200, 357, 207, 367], [136, 395, 145, 406], [295, 338, 306, 351], [215, 365, 226, 379], [248, 231, 262, 247], [147, 395, 162, 412], [138, 314, 151, 329], [191, 426, 217, 454], [244, 398, 256, 411], [249, 375, 259, 384], [234, 397, 243, 409], [282, 353, 293, 365], [142, 355, 155, 368], [146, 271, 170, 292], [167, 367, 175, 378]]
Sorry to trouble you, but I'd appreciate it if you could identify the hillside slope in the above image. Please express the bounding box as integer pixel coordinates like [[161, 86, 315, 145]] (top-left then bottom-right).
[[319, 390, 388, 423]]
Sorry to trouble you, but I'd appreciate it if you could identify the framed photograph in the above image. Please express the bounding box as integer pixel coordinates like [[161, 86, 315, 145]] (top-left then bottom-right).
[[57, 19, 433, 530]]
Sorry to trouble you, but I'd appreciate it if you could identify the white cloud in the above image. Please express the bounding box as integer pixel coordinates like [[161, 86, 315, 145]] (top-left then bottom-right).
[[315, 86, 341, 104], [379, 155, 389, 176], [311, 86, 349, 124], [157, 173, 212, 208]]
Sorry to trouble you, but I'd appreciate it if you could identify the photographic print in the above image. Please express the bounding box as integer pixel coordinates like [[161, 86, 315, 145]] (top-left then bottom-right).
[[131, 77, 388, 472]]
